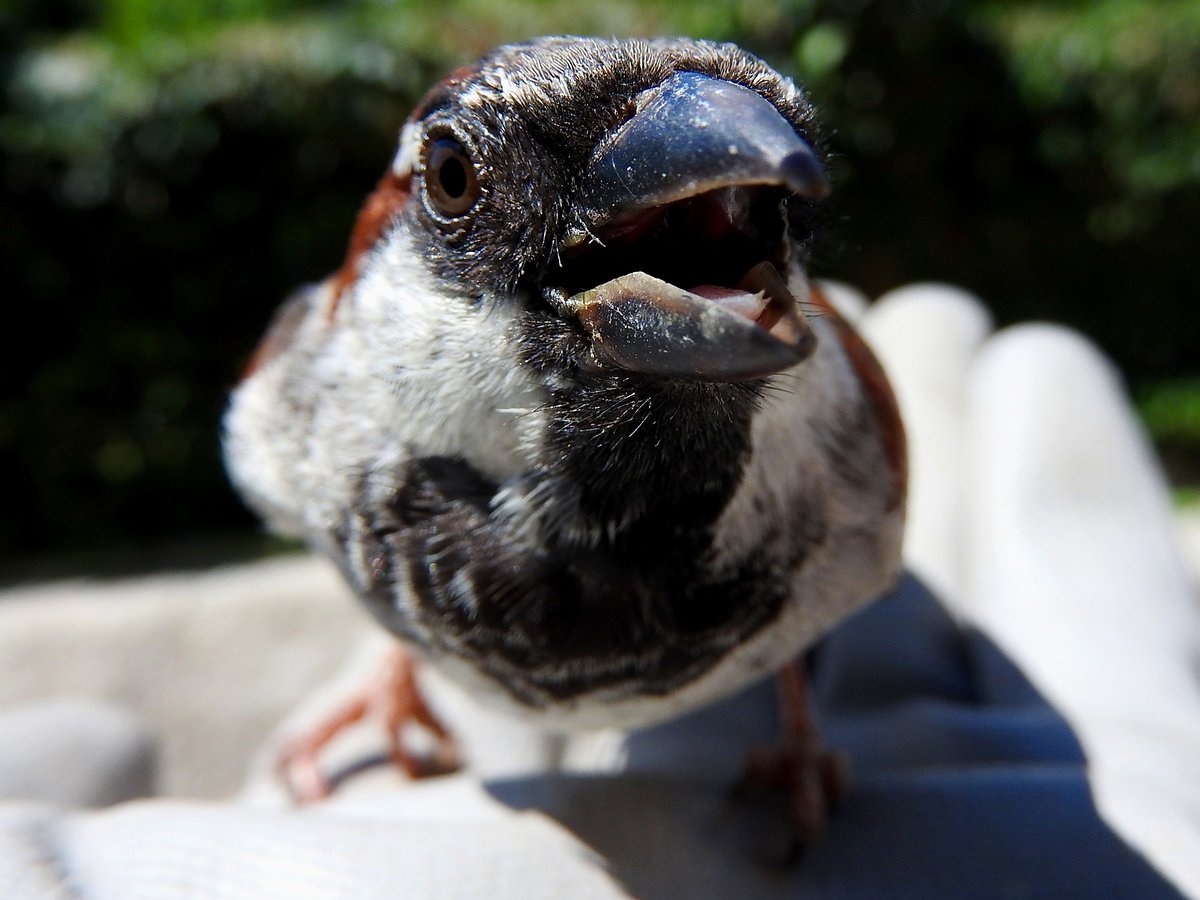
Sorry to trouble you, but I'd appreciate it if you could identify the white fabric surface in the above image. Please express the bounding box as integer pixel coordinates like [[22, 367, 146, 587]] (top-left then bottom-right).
[[0, 555, 370, 797], [1, 284, 1198, 897], [859, 283, 993, 603], [964, 324, 1200, 897], [0, 700, 154, 808], [0, 787, 627, 899]]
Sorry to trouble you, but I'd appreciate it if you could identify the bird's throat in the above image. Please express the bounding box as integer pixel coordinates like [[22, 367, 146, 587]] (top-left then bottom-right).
[[538, 374, 759, 559]]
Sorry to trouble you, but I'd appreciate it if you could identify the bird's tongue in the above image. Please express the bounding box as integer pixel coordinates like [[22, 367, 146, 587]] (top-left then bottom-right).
[[689, 285, 766, 320], [690, 262, 798, 333]]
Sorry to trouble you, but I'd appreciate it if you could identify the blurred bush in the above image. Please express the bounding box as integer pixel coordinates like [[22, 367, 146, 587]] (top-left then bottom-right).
[[2, 0, 1198, 571]]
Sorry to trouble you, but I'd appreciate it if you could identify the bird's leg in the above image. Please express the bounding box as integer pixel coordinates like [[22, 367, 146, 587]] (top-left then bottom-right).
[[741, 659, 849, 854], [275, 644, 460, 803], [377, 646, 461, 778]]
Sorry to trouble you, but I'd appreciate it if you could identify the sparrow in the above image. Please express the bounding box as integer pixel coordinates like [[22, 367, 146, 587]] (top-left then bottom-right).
[[223, 36, 906, 837]]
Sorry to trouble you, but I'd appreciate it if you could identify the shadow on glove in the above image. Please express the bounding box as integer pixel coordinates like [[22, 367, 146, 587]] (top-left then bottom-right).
[[486, 574, 1184, 900]]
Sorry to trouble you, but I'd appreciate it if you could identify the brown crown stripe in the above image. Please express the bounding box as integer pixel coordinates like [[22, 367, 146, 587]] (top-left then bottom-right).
[[328, 170, 413, 316]]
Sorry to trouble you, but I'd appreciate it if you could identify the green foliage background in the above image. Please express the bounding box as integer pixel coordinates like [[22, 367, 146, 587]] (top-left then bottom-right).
[[3, 0, 1199, 573]]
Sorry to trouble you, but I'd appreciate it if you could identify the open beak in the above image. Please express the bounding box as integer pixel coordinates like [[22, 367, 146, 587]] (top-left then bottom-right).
[[549, 71, 827, 382]]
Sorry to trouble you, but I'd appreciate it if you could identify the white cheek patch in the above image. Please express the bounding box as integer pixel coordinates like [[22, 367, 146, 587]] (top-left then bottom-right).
[[351, 238, 549, 484]]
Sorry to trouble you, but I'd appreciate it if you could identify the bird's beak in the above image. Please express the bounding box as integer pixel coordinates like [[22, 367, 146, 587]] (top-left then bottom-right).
[[551, 72, 827, 381]]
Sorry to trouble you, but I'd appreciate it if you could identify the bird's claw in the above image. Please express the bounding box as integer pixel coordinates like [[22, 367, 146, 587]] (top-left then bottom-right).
[[733, 659, 849, 862], [740, 734, 850, 857], [273, 646, 461, 803]]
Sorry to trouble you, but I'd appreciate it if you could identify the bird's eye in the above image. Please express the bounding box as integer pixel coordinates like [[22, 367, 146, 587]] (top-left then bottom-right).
[[424, 136, 480, 218]]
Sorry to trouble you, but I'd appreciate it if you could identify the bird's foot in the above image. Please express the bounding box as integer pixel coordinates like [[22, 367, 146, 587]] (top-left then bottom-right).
[[740, 729, 849, 854], [275, 645, 460, 803], [736, 660, 848, 861]]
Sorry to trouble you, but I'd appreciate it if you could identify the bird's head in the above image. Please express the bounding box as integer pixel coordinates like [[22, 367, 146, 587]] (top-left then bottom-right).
[[337, 36, 829, 384]]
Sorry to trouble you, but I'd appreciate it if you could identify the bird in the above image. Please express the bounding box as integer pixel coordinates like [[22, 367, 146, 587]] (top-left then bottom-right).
[[223, 35, 906, 841]]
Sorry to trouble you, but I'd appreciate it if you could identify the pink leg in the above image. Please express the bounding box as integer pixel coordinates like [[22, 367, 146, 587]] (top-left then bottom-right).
[[276, 645, 460, 803]]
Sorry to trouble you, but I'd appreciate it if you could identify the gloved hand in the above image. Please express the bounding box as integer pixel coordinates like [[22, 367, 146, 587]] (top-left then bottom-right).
[[1, 284, 1196, 900]]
